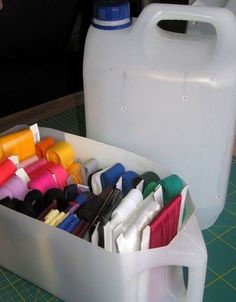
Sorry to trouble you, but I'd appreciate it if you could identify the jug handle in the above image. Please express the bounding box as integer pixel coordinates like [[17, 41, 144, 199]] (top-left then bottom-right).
[[132, 3, 236, 59], [137, 251, 207, 302], [135, 214, 207, 302]]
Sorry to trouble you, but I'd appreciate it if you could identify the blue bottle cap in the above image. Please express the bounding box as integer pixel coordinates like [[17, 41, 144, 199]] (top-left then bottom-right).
[[92, 0, 132, 30]]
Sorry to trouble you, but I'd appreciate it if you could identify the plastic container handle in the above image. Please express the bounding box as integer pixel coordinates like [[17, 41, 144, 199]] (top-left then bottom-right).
[[191, 0, 227, 7], [137, 250, 207, 301], [132, 4, 236, 58], [134, 214, 207, 302]]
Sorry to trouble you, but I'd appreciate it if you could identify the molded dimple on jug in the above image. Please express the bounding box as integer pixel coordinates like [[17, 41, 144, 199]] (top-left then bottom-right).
[[83, 3, 236, 230]]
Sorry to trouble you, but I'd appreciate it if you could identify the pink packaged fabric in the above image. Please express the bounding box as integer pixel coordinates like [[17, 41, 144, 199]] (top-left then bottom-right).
[[149, 194, 182, 249]]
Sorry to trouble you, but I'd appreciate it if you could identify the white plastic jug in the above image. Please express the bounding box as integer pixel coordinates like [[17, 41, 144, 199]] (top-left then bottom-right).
[[83, 3, 236, 230], [188, 0, 236, 35]]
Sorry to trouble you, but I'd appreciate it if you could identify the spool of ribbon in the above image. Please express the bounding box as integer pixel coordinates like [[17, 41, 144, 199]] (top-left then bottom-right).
[[50, 212, 67, 227], [18, 155, 39, 169], [24, 189, 45, 216], [44, 209, 60, 224], [58, 214, 76, 230], [160, 174, 184, 203], [28, 171, 59, 194], [3, 175, 29, 200], [143, 181, 158, 199], [46, 141, 74, 170], [46, 162, 68, 190], [83, 158, 99, 185], [0, 158, 17, 185], [65, 217, 80, 233], [64, 184, 79, 201], [132, 176, 143, 188], [72, 220, 90, 237], [75, 192, 90, 207], [87, 169, 101, 192], [36, 137, 55, 158], [67, 203, 79, 214], [140, 171, 160, 194], [91, 167, 110, 195], [43, 188, 68, 212], [0, 128, 35, 161], [119, 171, 139, 196], [45, 209, 57, 221], [0, 197, 17, 210], [133, 171, 160, 191], [24, 158, 48, 179], [67, 162, 84, 185], [100, 163, 125, 189], [141, 171, 160, 185], [0, 187, 14, 199], [17, 199, 39, 218]]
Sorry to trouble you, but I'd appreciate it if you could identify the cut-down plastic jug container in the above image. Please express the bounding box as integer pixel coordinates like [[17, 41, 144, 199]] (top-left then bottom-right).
[[83, 3, 236, 230], [0, 127, 207, 302]]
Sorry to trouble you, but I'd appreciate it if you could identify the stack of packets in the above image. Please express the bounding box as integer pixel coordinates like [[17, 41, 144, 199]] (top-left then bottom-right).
[[0, 124, 188, 253]]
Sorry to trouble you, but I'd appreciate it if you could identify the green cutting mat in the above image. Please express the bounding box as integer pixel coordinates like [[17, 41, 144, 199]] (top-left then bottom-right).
[[0, 106, 236, 301]]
